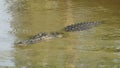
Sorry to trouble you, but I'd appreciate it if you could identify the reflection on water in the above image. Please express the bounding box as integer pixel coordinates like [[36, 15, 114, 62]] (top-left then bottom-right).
[[0, 0, 14, 51], [0, 0, 15, 67], [1, 0, 120, 68]]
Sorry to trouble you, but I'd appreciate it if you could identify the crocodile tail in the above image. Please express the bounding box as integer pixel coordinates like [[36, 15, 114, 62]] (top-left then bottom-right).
[[64, 21, 103, 32]]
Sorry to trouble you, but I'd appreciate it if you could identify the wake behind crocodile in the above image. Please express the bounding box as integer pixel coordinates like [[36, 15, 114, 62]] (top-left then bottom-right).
[[15, 21, 103, 46]]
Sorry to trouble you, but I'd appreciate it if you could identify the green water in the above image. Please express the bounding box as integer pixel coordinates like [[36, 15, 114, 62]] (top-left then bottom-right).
[[0, 0, 120, 68]]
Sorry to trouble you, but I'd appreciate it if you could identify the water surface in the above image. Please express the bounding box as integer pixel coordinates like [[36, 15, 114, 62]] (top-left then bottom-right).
[[0, 0, 120, 68]]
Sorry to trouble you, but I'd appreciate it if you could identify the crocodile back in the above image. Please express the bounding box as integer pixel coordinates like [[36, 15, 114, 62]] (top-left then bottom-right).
[[64, 21, 103, 32]]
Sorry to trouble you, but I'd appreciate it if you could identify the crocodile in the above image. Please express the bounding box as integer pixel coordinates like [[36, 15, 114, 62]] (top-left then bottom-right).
[[15, 21, 103, 46], [15, 32, 63, 46]]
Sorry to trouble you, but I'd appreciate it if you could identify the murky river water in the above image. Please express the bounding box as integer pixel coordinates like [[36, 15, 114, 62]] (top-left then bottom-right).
[[0, 0, 120, 68]]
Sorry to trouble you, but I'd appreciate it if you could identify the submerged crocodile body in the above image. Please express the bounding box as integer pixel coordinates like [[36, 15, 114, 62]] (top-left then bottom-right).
[[65, 21, 102, 32], [16, 21, 103, 46]]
